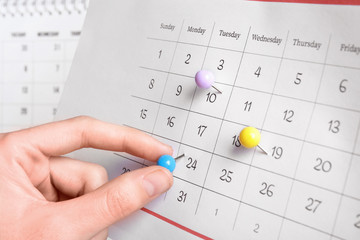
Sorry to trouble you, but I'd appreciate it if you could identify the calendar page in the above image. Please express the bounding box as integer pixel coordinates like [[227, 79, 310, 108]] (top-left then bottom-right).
[[0, 0, 87, 132], [56, 0, 360, 239]]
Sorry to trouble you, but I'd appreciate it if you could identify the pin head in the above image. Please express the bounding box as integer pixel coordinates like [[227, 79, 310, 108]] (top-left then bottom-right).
[[157, 155, 176, 172], [239, 127, 261, 148], [195, 70, 215, 89]]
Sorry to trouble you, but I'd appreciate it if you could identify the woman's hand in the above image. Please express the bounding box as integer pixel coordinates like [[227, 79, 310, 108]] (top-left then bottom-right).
[[0, 116, 173, 240]]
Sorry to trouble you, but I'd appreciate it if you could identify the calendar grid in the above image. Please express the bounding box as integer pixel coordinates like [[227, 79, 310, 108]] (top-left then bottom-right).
[[136, 19, 186, 202], [132, 86, 359, 152], [237, 29, 290, 235], [146, 37, 360, 71], [0, 103, 65, 107], [129, 20, 360, 239], [138, 67, 360, 114], [170, 22, 217, 211], [113, 149, 346, 239], [121, 122, 360, 203], [229, 26, 259, 230], [148, 20, 184, 143], [195, 25, 252, 216], [330, 119, 360, 238], [30, 39, 35, 127], [0, 10, 85, 131], [276, 34, 332, 239], [173, 21, 217, 154], [212, 25, 253, 229], [131, 93, 360, 166]]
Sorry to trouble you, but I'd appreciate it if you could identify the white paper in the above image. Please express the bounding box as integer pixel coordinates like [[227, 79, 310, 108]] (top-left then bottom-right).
[[57, 0, 360, 239]]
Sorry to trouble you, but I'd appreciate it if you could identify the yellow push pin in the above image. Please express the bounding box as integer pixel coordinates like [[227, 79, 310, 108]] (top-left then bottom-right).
[[239, 126, 268, 155]]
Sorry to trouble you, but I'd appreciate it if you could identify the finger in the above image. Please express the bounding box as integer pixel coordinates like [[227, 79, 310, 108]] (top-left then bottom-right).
[[48, 156, 108, 201], [90, 229, 108, 240], [51, 165, 173, 239], [11, 116, 173, 162]]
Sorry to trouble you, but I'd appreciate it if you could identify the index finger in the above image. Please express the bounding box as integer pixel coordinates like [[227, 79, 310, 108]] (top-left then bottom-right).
[[13, 116, 173, 162]]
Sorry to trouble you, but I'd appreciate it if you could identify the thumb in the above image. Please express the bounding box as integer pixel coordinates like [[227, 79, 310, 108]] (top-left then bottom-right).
[[53, 165, 173, 239]]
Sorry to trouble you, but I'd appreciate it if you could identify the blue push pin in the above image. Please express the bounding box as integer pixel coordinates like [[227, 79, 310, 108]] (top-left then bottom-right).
[[157, 153, 185, 173]]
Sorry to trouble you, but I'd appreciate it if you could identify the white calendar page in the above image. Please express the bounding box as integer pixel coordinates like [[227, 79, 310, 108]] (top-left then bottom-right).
[[56, 0, 360, 239], [0, 0, 87, 132]]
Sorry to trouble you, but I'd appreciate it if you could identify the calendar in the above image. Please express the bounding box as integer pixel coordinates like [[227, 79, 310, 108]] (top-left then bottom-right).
[[56, 0, 360, 239], [0, 0, 87, 132]]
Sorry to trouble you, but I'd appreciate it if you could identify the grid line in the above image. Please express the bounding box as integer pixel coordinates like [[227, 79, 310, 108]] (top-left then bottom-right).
[[330, 118, 360, 238], [276, 34, 332, 239], [129, 23, 360, 240], [130, 95, 359, 162], [113, 151, 346, 240], [138, 66, 360, 114], [146, 36, 360, 71]]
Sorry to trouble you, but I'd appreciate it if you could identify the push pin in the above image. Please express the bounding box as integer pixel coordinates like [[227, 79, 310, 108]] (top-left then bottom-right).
[[195, 70, 222, 94], [239, 127, 268, 155], [157, 153, 185, 172]]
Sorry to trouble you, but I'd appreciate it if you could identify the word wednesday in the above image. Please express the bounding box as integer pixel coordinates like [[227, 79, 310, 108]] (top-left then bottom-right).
[[252, 34, 282, 45]]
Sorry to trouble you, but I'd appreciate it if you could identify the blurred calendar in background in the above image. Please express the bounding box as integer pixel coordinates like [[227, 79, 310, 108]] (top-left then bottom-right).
[[0, 0, 88, 132]]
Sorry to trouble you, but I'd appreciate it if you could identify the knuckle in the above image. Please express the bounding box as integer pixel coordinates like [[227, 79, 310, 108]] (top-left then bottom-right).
[[0, 132, 17, 146], [72, 115, 96, 132], [71, 116, 96, 147], [73, 115, 95, 123], [0, 133, 28, 161], [120, 134, 131, 154], [94, 164, 108, 183], [86, 164, 108, 191]]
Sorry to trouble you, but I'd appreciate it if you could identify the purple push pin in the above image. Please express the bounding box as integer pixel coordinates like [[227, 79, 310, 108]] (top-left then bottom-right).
[[195, 70, 222, 94]]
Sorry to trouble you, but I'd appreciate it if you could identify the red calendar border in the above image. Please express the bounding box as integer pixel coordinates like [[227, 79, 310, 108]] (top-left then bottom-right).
[[141, 207, 212, 240], [250, 0, 360, 5]]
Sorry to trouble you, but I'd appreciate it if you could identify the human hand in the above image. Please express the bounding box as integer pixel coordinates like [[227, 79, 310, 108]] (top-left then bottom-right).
[[0, 116, 173, 240]]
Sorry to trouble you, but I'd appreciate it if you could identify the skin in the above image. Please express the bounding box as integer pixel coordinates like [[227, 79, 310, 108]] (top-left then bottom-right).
[[0, 116, 174, 240]]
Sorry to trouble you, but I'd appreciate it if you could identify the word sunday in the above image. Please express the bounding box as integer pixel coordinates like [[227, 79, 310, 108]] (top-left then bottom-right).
[[160, 23, 175, 31]]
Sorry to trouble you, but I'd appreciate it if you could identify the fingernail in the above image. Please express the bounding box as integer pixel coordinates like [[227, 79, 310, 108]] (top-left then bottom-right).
[[161, 144, 173, 155], [143, 169, 172, 197]]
